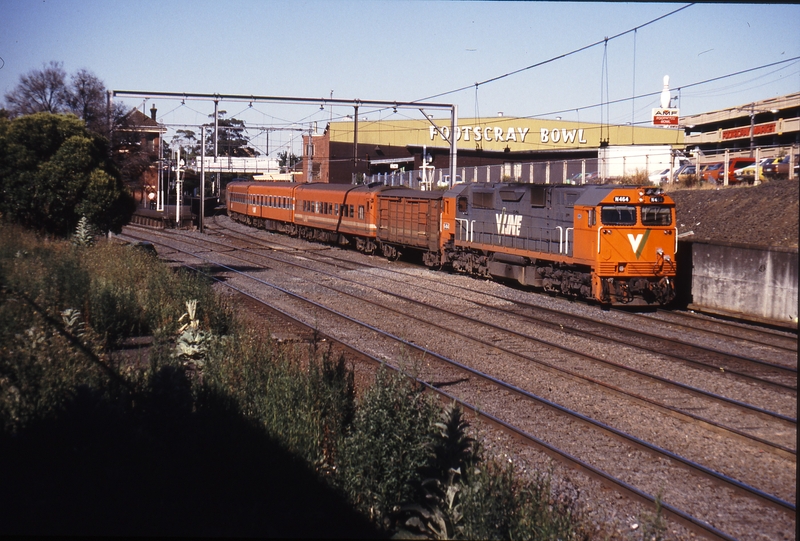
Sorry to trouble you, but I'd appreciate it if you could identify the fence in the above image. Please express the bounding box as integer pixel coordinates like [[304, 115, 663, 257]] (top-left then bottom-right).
[[357, 143, 799, 188], [358, 157, 601, 189]]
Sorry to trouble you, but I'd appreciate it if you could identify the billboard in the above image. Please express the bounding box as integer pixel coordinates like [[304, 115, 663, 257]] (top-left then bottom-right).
[[652, 108, 680, 126]]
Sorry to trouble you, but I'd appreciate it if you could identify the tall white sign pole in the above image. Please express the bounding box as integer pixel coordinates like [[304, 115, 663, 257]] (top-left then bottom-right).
[[175, 147, 182, 225]]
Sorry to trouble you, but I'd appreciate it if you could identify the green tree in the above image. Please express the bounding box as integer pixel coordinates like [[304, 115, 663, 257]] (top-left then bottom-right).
[[205, 112, 256, 158], [0, 112, 135, 236], [278, 150, 300, 169]]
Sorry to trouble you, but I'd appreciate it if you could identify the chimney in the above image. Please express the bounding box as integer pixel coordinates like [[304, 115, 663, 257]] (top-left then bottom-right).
[[150, 104, 157, 121]]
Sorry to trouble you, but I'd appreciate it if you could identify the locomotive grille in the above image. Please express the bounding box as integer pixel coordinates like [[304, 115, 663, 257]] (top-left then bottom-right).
[[598, 262, 662, 276]]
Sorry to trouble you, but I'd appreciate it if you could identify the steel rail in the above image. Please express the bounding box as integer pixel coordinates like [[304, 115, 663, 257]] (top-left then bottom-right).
[[172, 223, 799, 426], [122, 230, 796, 518], [166, 252, 742, 541], [208, 218, 798, 389]]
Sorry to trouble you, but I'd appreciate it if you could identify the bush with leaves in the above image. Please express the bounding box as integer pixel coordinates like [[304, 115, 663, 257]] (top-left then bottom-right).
[[395, 402, 476, 539], [0, 112, 135, 236], [336, 367, 438, 528]]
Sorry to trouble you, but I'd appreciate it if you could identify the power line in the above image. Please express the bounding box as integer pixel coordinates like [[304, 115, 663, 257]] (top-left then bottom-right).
[[414, 3, 695, 103], [527, 56, 800, 120]]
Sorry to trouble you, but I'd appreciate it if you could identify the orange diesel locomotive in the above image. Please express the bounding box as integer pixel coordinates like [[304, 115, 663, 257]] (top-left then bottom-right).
[[226, 181, 676, 306]]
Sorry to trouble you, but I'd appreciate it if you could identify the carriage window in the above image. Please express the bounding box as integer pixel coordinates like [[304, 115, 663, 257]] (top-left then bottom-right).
[[601, 205, 637, 225], [349, 204, 354, 217], [641, 205, 672, 226], [358, 205, 365, 220], [334, 203, 339, 215]]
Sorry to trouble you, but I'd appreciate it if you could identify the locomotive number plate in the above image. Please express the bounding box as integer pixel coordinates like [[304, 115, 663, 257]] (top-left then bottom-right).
[[613, 196, 630, 202], [649, 196, 664, 203]]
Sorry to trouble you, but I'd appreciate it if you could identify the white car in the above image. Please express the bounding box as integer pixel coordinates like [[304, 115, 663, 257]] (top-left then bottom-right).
[[648, 169, 670, 185]]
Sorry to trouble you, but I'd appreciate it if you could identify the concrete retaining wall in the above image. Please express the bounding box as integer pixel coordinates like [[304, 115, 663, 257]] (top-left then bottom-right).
[[680, 240, 798, 328]]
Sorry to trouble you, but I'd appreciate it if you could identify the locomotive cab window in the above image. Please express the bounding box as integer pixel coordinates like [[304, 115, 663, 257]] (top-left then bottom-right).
[[641, 205, 672, 226], [457, 196, 468, 213], [601, 205, 637, 226]]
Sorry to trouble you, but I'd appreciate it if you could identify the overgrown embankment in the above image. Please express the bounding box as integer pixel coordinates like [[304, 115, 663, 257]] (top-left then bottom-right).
[[0, 223, 590, 539]]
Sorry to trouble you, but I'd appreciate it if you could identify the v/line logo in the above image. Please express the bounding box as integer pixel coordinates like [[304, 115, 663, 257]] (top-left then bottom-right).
[[627, 231, 650, 259], [495, 213, 522, 236]]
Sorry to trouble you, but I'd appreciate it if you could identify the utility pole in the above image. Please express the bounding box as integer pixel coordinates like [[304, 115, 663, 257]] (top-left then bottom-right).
[[200, 126, 205, 233], [449, 105, 458, 187], [175, 147, 182, 226], [306, 124, 313, 183]]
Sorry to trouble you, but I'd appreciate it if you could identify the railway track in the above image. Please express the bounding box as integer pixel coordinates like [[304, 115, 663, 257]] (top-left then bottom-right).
[[118, 223, 796, 540], [125, 223, 797, 445], [201, 223, 797, 437]]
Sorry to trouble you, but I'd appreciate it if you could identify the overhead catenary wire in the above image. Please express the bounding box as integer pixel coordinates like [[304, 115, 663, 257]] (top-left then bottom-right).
[[414, 3, 695, 103]]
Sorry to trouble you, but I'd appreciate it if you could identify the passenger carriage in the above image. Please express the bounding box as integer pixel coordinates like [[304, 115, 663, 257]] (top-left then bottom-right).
[[293, 183, 387, 253]]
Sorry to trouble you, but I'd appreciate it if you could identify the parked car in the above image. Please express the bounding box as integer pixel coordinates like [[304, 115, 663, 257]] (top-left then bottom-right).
[[734, 158, 776, 183], [672, 163, 693, 183], [583, 171, 600, 183], [706, 158, 756, 184], [677, 164, 699, 183], [700, 163, 724, 183], [763, 154, 797, 180], [648, 168, 670, 185]]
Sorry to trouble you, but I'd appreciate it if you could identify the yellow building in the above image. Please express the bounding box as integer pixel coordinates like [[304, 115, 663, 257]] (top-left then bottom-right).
[[302, 116, 685, 183]]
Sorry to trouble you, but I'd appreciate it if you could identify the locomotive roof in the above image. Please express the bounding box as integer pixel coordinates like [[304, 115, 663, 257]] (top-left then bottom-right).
[[447, 182, 670, 206]]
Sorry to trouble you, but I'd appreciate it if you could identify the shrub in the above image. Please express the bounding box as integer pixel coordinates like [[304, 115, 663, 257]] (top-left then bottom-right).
[[336, 366, 438, 528]]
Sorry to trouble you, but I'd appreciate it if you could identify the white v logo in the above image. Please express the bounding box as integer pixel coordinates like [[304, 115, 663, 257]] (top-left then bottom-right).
[[627, 233, 643, 253]]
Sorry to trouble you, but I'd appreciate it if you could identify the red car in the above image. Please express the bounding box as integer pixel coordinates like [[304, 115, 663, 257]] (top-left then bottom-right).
[[703, 158, 755, 184]]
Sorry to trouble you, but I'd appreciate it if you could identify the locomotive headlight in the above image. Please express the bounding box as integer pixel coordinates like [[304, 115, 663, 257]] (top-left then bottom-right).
[[618, 263, 626, 273], [656, 248, 664, 256]]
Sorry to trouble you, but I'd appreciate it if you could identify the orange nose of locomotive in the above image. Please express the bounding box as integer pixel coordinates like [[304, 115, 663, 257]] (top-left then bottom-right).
[[594, 187, 677, 305]]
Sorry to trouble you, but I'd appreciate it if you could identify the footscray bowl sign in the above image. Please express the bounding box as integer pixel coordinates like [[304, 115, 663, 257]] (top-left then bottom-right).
[[429, 124, 589, 147]]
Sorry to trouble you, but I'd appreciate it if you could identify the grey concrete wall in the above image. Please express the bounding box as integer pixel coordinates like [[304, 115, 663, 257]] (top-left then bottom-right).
[[688, 241, 798, 328]]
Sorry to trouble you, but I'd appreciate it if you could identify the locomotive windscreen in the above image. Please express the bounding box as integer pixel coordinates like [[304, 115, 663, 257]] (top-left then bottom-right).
[[641, 206, 673, 226], [601, 205, 637, 225]]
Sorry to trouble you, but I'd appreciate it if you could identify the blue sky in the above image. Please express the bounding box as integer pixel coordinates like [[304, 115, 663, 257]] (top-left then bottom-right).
[[2, 1, 798, 156]]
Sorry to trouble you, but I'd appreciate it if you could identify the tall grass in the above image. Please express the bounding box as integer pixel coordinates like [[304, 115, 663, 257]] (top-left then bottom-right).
[[0, 222, 590, 538]]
